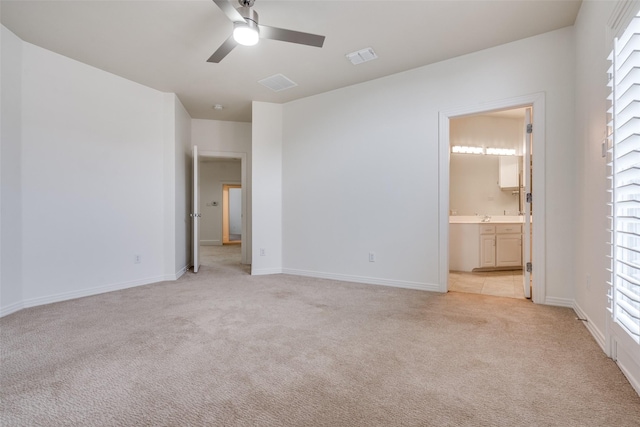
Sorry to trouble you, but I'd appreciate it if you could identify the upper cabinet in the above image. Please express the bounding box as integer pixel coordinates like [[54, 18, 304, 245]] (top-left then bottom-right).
[[498, 156, 520, 189]]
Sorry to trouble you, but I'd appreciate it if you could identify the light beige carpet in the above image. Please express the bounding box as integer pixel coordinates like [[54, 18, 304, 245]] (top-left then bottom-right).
[[1, 245, 639, 426]]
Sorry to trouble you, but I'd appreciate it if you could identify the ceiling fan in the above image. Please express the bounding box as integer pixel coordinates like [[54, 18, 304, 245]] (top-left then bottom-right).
[[208, 0, 326, 63]]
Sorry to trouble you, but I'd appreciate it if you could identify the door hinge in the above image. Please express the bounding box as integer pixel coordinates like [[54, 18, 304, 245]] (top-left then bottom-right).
[[527, 123, 533, 134], [526, 193, 532, 203], [526, 262, 533, 273]]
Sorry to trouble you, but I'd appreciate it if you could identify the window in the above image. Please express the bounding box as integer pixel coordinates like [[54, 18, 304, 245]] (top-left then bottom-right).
[[608, 11, 640, 344]]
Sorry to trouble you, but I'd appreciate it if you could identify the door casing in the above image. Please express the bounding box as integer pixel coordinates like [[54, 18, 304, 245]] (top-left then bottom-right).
[[438, 93, 546, 304]]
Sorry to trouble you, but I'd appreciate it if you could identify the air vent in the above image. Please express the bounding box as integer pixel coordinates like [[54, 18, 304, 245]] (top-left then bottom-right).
[[346, 47, 378, 65], [258, 74, 298, 92]]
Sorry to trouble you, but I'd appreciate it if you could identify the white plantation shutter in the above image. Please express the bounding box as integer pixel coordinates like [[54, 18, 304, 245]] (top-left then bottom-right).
[[608, 12, 640, 344]]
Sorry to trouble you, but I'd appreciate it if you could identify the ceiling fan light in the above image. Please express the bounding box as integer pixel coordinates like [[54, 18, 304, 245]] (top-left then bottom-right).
[[233, 23, 259, 46]]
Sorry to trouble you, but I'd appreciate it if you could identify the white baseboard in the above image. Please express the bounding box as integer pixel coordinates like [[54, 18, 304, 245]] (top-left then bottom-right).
[[282, 268, 441, 292], [200, 240, 221, 246], [0, 300, 25, 318], [163, 265, 188, 281], [251, 267, 283, 275], [0, 265, 189, 319], [543, 296, 574, 307], [21, 275, 168, 310], [615, 340, 640, 397], [175, 265, 188, 279], [572, 301, 606, 352]]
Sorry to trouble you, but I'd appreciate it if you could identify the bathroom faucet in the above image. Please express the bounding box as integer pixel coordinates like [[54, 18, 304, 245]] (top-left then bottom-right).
[[482, 214, 491, 222]]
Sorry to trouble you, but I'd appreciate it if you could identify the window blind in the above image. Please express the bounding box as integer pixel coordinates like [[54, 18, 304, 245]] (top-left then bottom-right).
[[608, 12, 640, 344]]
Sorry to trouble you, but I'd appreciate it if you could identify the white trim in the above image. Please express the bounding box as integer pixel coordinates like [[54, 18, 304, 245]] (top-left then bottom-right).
[[543, 296, 574, 308], [0, 266, 189, 318], [610, 321, 640, 396], [4, 276, 170, 315], [611, 330, 640, 396], [173, 265, 188, 280], [199, 150, 249, 265], [573, 301, 607, 352], [438, 92, 546, 303], [0, 301, 24, 318], [251, 267, 284, 275], [282, 268, 440, 292], [609, 0, 640, 39]]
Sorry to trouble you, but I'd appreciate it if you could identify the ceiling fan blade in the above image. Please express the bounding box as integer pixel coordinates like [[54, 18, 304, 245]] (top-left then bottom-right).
[[258, 25, 325, 48], [207, 35, 238, 63], [213, 0, 245, 23]]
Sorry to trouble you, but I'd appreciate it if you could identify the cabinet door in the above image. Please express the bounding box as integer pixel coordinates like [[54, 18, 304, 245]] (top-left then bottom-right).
[[496, 234, 522, 267], [480, 235, 496, 267], [499, 156, 519, 189]]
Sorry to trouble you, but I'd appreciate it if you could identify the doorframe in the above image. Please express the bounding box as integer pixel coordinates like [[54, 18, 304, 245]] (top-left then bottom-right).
[[199, 150, 249, 265], [438, 93, 546, 304], [222, 183, 242, 244]]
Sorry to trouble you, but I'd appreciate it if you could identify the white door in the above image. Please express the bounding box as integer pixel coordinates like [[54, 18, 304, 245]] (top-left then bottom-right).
[[480, 235, 496, 267], [523, 109, 533, 298], [192, 145, 200, 273], [496, 235, 522, 267]]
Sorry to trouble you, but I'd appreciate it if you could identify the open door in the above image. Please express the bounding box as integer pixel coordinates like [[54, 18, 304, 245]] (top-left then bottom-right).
[[523, 109, 533, 298], [192, 145, 200, 273]]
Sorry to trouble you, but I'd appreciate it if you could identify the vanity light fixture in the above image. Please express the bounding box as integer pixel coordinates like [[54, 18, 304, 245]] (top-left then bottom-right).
[[486, 148, 517, 156], [451, 146, 517, 156], [451, 146, 484, 154]]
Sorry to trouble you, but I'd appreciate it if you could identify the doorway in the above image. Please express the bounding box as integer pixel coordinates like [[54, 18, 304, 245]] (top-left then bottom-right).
[[222, 184, 242, 244], [438, 93, 546, 304], [448, 107, 530, 299], [191, 147, 250, 273]]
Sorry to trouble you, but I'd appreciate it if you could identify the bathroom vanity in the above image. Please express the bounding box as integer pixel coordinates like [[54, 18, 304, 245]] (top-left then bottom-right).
[[449, 216, 523, 272]]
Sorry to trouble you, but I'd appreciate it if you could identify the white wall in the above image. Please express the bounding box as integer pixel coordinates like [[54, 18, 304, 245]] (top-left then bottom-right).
[[174, 96, 192, 274], [279, 27, 575, 297], [451, 115, 525, 154], [450, 154, 520, 216], [574, 0, 615, 352], [574, 0, 640, 393], [251, 102, 283, 274], [449, 115, 524, 215], [0, 26, 24, 314], [199, 160, 241, 245], [0, 29, 190, 316], [191, 119, 252, 262]]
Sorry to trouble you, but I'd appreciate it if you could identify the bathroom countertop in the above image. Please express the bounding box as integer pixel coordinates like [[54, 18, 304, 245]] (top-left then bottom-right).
[[449, 215, 524, 224]]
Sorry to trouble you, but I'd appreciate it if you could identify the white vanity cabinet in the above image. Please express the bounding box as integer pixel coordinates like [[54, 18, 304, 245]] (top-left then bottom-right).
[[494, 224, 522, 267], [450, 220, 523, 272], [478, 223, 522, 269], [479, 225, 496, 267]]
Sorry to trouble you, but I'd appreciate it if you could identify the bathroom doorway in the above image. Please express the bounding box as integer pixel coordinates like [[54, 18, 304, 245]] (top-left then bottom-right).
[[448, 107, 530, 299], [439, 93, 544, 302]]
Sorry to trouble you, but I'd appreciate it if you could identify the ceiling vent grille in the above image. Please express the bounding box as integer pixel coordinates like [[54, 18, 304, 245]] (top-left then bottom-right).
[[346, 47, 378, 65], [258, 74, 298, 92]]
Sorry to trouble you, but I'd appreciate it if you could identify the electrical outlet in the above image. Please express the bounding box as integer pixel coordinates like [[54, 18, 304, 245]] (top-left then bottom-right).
[[260, 248, 266, 256], [134, 255, 141, 264], [369, 252, 376, 262]]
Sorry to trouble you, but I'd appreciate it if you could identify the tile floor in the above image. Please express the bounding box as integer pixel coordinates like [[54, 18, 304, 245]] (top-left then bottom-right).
[[449, 270, 526, 299]]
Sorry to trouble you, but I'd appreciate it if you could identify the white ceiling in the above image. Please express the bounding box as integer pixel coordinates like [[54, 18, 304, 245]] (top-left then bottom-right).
[[0, 0, 582, 123]]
